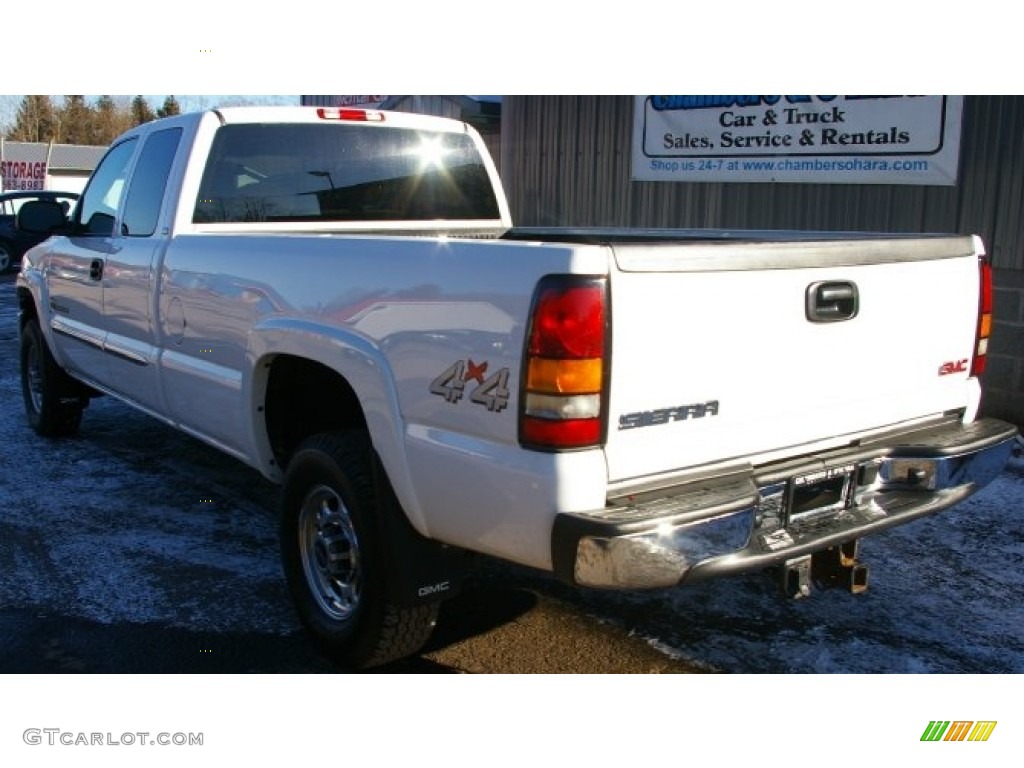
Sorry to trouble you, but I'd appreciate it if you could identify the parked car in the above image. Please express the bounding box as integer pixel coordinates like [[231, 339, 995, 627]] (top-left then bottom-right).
[[0, 191, 79, 273]]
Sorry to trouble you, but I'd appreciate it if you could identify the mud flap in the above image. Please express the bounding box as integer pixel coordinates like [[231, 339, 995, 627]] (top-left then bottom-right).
[[371, 454, 468, 607]]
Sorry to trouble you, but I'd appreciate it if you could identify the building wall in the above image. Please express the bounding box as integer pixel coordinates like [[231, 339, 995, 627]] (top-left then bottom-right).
[[45, 171, 90, 194], [500, 95, 1024, 428], [1, 140, 104, 194], [988, 268, 1024, 426]]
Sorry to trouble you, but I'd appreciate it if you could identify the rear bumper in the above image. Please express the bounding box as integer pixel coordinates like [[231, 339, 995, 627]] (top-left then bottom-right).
[[551, 418, 1018, 589]]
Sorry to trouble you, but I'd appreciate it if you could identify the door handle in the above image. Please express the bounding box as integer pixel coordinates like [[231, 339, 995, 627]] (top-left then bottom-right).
[[89, 259, 104, 281], [806, 281, 858, 322]]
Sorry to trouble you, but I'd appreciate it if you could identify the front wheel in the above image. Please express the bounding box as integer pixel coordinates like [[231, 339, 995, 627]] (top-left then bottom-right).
[[20, 318, 85, 437], [279, 431, 439, 668]]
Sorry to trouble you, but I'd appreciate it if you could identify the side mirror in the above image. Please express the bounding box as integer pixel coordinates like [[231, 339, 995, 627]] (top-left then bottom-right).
[[17, 200, 67, 235]]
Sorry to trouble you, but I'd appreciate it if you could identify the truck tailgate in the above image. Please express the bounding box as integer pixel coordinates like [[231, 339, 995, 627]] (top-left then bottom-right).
[[603, 236, 982, 486]]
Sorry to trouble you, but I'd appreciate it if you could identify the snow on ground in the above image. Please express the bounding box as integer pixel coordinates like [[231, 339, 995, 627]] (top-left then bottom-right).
[[0, 280, 297, 638], [1, 275, 1022, 672]]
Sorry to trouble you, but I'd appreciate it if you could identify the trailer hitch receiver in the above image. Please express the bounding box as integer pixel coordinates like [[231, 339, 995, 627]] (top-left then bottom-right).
[[781, 541, 869, 598], [812, 540, 869, 594]]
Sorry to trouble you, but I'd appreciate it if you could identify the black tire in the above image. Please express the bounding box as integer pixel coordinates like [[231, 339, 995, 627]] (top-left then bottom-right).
[[280, 431, 439, 668], [20, 318, 85, 437], [0, 241, 12, 274]]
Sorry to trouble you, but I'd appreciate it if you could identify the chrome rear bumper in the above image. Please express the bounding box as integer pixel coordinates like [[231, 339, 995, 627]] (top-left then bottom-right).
[[551, 418, 1018, 589]]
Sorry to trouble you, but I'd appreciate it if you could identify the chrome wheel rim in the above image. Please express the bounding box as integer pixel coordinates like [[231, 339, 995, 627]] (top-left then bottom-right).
[[26, 341, 44, 414], [298, 484, 362, 621]]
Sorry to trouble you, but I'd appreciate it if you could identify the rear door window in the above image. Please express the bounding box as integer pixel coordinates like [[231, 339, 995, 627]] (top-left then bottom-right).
[[122, 127, 183, 237]]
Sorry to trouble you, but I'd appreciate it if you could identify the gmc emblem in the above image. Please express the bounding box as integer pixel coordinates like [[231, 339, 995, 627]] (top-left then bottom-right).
[[938, 359, 969, 376]]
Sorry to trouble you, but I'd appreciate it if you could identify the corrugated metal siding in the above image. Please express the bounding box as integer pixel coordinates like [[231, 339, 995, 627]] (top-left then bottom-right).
[[1, 141, 105, 171], [384, 96, 463, 121], [501, 95, 1024, 271], [986, 97, 1024, 270]]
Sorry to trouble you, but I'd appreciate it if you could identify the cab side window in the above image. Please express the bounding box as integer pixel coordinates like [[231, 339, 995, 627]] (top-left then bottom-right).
[[77, 138, 137, 236], [122, 128, 182, 237]]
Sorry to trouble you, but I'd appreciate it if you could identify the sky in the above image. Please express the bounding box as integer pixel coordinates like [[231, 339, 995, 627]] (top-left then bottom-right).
[[0, 9, 1016, 144], [3, 2, 1015, 103]]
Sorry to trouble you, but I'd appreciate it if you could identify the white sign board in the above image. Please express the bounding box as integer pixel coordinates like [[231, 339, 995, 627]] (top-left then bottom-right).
[[632, 96, 963, 185], [333, 95, 389, 108], [1, 159, 48, 191]]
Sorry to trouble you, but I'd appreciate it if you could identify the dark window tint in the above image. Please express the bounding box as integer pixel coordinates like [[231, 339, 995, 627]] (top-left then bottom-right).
[[78, 139, 137, 236], [123, 128, 182, 237], [193, 123, 500, 224]]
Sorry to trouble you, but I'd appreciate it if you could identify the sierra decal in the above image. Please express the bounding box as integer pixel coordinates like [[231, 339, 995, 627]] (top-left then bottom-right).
[[618, 400, 720, 430]]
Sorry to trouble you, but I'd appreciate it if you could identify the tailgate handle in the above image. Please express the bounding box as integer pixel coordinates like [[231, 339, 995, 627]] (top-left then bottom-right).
[[807, 281, 858, 322]]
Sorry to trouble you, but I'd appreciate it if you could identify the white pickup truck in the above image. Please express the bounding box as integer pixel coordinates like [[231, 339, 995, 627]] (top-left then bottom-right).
[[15, 106, 1017, 667]]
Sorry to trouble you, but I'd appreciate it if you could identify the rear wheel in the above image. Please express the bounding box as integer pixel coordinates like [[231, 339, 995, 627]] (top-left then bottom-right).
[[20, 318, 85, 437], [280, 431, 439, 668]]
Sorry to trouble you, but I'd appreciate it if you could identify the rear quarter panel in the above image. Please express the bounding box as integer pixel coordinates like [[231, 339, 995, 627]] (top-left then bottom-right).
[[157, 234, 611, 566]]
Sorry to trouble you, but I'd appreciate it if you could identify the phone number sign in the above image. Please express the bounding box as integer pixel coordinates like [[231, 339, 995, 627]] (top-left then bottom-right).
[[1, 160, 48, 191]]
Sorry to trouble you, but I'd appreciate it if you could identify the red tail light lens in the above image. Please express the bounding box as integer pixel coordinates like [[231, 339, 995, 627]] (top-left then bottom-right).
[[520, 276, 608, 451], [971, 258, 993, 377], [521, 417, 603, 449], [528, 284, 606, 358]]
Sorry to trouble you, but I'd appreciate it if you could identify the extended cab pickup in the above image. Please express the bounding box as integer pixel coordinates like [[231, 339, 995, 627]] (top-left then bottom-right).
[[15, 106, 1018, 667]]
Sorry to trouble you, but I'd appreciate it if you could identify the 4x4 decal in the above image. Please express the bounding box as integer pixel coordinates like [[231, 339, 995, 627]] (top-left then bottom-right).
[[430, 359, 511, 412]]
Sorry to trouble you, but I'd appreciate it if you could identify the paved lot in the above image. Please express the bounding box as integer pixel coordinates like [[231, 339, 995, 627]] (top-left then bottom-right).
[[2, 271, 1022, 673]]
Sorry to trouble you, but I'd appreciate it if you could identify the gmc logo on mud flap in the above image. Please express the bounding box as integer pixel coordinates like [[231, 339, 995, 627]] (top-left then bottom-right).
[[417, 581, 451, 598]]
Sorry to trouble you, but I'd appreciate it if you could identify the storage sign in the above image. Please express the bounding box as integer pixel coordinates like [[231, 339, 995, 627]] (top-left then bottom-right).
[[1, 160, 47, 191], [632, 96, 963, 185]]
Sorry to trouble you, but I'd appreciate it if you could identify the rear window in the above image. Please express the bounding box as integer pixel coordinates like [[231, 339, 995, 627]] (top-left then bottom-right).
[[193, 123, 500, 224]]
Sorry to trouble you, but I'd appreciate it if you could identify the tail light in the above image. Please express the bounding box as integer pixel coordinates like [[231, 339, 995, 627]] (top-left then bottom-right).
[[520, 276, 609, 451], [971, 258, 993, 377]]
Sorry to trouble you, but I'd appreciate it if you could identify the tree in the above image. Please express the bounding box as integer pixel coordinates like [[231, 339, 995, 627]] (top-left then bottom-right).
[[131, 95, 156, 126], [3, 95, 156, 146], [91, 95, 133, 144], [4, 95, 58, 141], [157, 96, 181, 118], [93, 95, 117, 144], [59, 96, 93, 144]]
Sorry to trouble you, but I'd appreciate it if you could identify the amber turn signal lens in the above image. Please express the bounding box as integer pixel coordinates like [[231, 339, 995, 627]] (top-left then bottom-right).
[[527, 357, 603, 395]]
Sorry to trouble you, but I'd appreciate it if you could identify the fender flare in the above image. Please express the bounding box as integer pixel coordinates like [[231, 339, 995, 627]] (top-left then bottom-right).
[[246, 317, 430, 537]]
